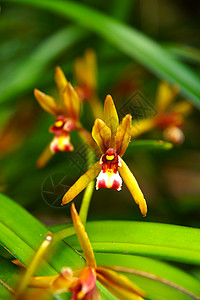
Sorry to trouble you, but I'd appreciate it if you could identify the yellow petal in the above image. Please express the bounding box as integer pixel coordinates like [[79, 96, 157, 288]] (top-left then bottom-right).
[[37, 144, 54, 168], [131, 118, 155, 138], [96, 267, 144, 298], [51, 268, 74, 292], [22, 288, 51, 300], [54, 66, 68, 103], [115, 114, 132, 157], [62, 82, 81, 121], [156, 81, 179, 113], [97, 270, 144, 300], [62, 162, 101, 205], [34, 89, 62, 116], [29, 275, 59, 288], [74, 57, 85, 86], [104, 95, 119, 146], [89, 95, 104, 119], [119, 158, 147, 216], [84, 49, 97, 91], [171, 100, 192, 116], [71, 204, 96, 268], [92, 119, 111, 153], [90, 286, 100, 300], [74, 49, 97, 91]]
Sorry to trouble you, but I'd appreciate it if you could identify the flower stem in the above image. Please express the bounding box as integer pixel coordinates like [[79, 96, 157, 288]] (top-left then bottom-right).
[[79, 180, 95, 226], [52, 225, 75, 245], [53, 143, 96, 243], [79, 142, 96, 226], [15, 234, 53, 299]]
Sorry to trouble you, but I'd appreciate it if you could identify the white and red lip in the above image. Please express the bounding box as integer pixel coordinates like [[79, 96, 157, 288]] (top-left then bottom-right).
[[50, 135, 74, 153], [96, 150, 122, 191], [96, 169, 122, 191]]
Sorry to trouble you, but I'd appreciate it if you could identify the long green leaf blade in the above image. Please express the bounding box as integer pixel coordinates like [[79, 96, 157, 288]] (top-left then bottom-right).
[[95, 253, 200, 300], [53, 221, 200, 266], [0, 25, 88, 104], [9, 0, 200, 108]]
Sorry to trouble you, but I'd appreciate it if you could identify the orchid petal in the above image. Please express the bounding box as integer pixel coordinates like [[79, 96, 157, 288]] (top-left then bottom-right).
[[119, 158, 147, 216], [37, 144, 54, 168], [71, 204, 96, 268], [29, 275, 59, 289], [96, 267, 144, 298], [92, 119, 111, 153], [115, 114, 132, 157], [63, 82, 81, 121], [74, 57, 85, 87], [75, 49, 97, 91], [104, 95, 119, 146], [171, 100, 192, 116], [23, 288, 51, 300], [156, 81, 179, 113], [51, 268, 74, 292], [97, 271, 144, 300], [54, 66, 68, 103], [89, 95, 104, 119], [90, 286, 100, 300], [131, 118, 155, 138], [84, 49, 97, 91], [62, 162, 101, 205], [34, 89, 62, 116]]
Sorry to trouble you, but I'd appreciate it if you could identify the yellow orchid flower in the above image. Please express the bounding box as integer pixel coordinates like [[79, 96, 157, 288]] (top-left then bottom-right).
[[0, 101, 37, 158], [131, 81, 192, 144], [62, 95, 147, 216], [28, 203, 145, 300], [74, 49, 103, 119], [34, 66, 94, 168]]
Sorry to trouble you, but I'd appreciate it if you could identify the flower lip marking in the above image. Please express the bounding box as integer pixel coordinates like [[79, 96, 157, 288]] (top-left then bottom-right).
[[106, 154, 114, 160], [54, 120, 64, 128], [96, 148, 122, 191]]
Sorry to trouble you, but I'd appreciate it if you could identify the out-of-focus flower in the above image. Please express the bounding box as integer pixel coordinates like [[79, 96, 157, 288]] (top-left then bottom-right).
[[29, 203, 145, 300], [34, 66, 94, 168], [74, 49, 103, 119], [62, 95, 147, 216], [0, 101, 38, 158], [131, 81, 192, 144]]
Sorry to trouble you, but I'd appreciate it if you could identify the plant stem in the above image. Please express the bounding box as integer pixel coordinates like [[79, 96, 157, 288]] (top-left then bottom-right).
[[15, 234, 53, 299], [53, 143, 96, 243], [79, 180, 95, 226], [52, 225, 75, 245]]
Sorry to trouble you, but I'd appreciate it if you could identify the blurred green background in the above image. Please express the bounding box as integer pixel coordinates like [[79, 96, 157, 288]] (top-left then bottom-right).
[[0, 0, 200, 228]]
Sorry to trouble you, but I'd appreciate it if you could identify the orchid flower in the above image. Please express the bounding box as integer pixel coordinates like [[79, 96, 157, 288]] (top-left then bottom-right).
[[34, 66, 94, 168], [74, 49, 103, 119], [29, 203, 145, 300], [131, 81, 192, 144], [62, 95, 147, 216]]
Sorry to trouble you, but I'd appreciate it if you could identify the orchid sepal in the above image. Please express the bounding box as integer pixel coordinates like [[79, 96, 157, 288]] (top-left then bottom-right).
[[119, 158, 147, 216]]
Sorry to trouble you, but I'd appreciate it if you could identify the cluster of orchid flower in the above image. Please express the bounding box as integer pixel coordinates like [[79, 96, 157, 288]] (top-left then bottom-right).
[[14, 50, 191, 300]]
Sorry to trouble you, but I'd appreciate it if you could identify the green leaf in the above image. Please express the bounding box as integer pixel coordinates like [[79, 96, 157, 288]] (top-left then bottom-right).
[[0, 256, 19, 296], [0, 25, 88, 104], [9, 0, 200, 108], [0, 193, 85, 275], [124, 139, 173, 157], [0, 194, 117, 299], [167, 43, 200, 65], [52, 221, 200, 266], [95, 253, 200, 300]]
